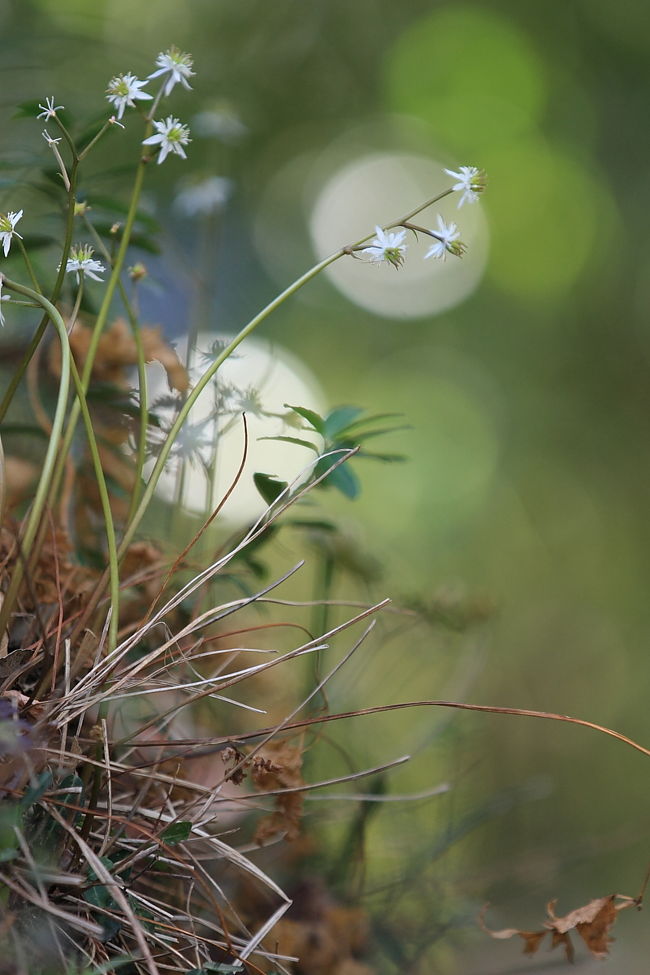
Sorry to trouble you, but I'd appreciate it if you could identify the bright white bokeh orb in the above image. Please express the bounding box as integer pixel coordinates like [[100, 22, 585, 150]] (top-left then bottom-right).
[[309, 152, 489, 318], [145, 335, 326, 523]]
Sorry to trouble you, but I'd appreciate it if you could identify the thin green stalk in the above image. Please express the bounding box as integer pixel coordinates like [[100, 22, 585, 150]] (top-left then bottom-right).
[[0, 159, 79, 423], [118, 249, 343, 556], [48, 141, 151, 526], [0, 281, 71, 638], [83, 215, 149, 520], [66, 355, 120, 653], [78, 119, 114, 161], [66, 182, 462, 628], [17, 238, 42, 294], [0, 280, 120, 650]]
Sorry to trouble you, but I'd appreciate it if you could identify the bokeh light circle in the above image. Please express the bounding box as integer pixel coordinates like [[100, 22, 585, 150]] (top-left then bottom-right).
[[144, 334, 326, 523], [386, 5, 547, 155], [309, 152, 489, 319]]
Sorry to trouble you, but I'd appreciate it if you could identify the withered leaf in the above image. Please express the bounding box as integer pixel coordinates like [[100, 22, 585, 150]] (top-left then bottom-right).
[[252, 738, 305, 844], [53, 317, 189, 392], [481, 890, 641, 964]]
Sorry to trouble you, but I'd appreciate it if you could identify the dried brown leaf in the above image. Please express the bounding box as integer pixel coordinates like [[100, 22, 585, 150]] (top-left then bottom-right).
[[252, 738, 305, 844], [482, 889, 642, 965]]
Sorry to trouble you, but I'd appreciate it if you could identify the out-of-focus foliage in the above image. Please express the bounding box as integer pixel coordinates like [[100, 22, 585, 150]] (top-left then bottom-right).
[[2, 0, 650, 970]]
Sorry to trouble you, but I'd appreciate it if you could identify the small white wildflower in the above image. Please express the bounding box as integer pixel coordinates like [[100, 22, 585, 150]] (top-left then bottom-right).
[[37, 97, 64, 120], [148, 46, 195, 97], [42, 129, 62, 146], [108, 116, 126, 129], [59, 244, 106, 284], [143, 116, 191, 164], [174, 176, 232, 217], [106, 72, 152, 120], [424, 215, 465, 261], [444, 166, 487, 208], [364, 226, 407, 268], [0, 211, 23, 257], [0, 279, 10, 327]]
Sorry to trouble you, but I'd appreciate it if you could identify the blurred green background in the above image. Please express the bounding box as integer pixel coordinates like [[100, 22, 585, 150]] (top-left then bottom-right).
[[1, 0, 649, 970]]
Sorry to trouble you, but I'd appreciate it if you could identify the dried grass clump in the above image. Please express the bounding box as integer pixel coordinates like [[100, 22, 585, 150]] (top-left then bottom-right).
[[0, 496, 397, 975]]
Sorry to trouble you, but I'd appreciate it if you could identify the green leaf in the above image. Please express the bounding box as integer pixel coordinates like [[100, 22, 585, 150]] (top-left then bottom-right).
[[357, 451, 407, 463], [314, 455, 360, 498], [186, 964, 243, 974], [19, 769, 53, 811], [344, 423, 410, 443], [289, 518, 338, 533], [258, 434, 319, 452], [160, 820, 192, 845], [323, 406, 365, 439], [253, 472, 288, 505], [84, 954, 136, 974], [284, 403, 326, 433]]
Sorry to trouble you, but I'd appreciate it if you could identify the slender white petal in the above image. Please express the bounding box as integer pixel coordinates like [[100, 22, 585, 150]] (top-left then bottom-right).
[[59, 244, 106, 284], [0, 279, 10, 327], [0, 210, 24, 257], [424, 215, 464, 260], [148, 47, 195, 97], [143, 116, 191, 164], [444, 165, 487, 208], [106, 72, 152, 120], [37, 97, 64, 120], [363, 225, 408, 268]]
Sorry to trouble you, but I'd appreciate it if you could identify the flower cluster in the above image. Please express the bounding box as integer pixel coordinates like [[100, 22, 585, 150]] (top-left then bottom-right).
[[362, 164, 486, 268]]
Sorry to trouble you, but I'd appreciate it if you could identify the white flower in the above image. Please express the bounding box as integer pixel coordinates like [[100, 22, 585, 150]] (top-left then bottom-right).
[[42, 130, 62, 146], [142, 116, 191, 164], [174, 176, 233, 217], [37, 97, 64, 120], [0, 279, 10, 327], [444, 166, 487, 208], [106, 72, 152, 120], [364, 226, 407, 268], [59, 244, 106, 284], [148, 47, 195, 97], [424, 215, 465, 261], [0, 210, 23, 257]]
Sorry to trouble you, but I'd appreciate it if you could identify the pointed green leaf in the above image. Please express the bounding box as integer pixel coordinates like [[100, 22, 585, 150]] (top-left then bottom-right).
[[314, 455, 360, 498], [357, 451, 407, 463], [343, 424, 410, 443], [284, 404, 326, 433], [258, 434, 319, 452], [160, 820, 192, 845], [323, 406, 365, 439], [253, 472, 288, 505]]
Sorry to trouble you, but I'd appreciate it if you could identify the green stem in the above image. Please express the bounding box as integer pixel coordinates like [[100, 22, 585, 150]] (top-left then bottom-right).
[[83, 216, 149, 520], [78, 119, 113, 161], [17, 239, 42, 294], [0, 159, 79, 424], [0, 281, 71, 638], [67, 355, 120, 653], [0, 278, 121, 651], [50, 140, 151, 522], [118, 249, 343, 556]]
